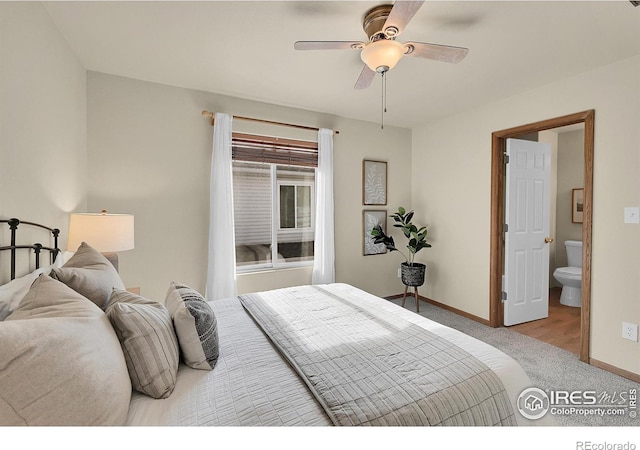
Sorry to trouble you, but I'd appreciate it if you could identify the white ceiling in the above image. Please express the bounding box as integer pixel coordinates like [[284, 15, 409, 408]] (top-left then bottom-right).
[[43, 1, 640, 129]]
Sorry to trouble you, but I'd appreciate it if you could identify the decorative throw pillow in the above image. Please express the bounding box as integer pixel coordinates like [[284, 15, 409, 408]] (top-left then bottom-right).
[[0, 274, 131, 425], [50, 242, 125, 309], [106, 289, 179, 399], [165, 281, 219, 370]]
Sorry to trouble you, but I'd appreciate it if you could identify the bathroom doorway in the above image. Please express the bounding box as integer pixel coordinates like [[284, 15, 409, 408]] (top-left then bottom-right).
[[489, 110, 594, 363], [508, 125, 584, 355]]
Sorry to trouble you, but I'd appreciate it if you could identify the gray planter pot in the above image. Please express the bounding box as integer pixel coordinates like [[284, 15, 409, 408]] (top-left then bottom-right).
[[401, 262, 426, 287]]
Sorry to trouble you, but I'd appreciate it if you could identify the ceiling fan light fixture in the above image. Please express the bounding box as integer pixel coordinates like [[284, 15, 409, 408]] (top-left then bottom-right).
[[360, 39, 405, 73]]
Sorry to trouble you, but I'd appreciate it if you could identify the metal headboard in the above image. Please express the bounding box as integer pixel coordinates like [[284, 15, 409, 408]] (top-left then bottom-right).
[[0, 218, 60, 280]]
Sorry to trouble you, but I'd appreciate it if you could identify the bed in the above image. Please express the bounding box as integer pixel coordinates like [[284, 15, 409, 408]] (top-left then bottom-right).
[[0, 218, 554, 426]]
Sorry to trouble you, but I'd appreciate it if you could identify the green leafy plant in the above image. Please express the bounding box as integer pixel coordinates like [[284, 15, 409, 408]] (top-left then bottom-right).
[[371, 206, 431, 266]]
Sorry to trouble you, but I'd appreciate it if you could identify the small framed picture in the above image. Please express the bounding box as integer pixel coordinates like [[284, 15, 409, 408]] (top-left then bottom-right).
[[363, 160, 387, 205], [363, 210, 387, 256], [572, 188, 584, 224]]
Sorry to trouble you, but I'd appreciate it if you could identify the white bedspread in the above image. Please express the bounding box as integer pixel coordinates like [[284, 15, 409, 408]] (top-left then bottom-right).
[[126, 283, 554, 426], [240, 285, 516, 426]]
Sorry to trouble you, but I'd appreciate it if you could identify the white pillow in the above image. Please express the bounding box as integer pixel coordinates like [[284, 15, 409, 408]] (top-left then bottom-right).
[[165, 281, 219, 370], [0, 274, 131, 425], [0, 254, 64, 321]]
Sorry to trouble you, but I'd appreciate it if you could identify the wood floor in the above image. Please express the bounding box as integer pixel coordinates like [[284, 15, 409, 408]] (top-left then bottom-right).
[[509, 287, 581, 354]]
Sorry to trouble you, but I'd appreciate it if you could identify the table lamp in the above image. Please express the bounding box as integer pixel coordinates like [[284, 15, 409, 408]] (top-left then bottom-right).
[[67, 210, 134, 271]]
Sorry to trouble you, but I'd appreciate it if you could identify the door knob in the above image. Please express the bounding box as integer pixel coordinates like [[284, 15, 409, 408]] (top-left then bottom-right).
[[544, 237, 554, 243]]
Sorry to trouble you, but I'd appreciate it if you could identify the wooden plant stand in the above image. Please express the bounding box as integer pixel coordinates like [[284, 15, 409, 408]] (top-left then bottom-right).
[[401, 284, 422, 313]]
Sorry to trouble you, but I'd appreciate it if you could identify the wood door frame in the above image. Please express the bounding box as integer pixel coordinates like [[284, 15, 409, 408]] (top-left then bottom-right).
[[489, 110, 595, 363]]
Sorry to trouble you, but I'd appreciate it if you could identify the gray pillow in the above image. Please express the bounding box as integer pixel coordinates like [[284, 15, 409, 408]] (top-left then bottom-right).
[[50, 242, 125, 309], [165, 281, 219, 370], [106, 289, 179, 399], [0, 274, 131, 425]]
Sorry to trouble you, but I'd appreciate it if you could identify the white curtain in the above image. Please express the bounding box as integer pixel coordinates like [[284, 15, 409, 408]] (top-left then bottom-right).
[[312, 128, 335, 284], [206, 113, 237, 301]]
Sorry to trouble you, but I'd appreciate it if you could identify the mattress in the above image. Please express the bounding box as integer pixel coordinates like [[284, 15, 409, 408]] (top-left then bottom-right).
[[126, 283, 554, 426]]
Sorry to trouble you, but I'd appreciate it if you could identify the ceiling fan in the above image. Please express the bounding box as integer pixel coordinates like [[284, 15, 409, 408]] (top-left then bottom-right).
[[294, 0, 469, 90], [294, 1, 468, 128]]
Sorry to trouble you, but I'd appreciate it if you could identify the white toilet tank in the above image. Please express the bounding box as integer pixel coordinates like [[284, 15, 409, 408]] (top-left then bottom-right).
[[565, 240, 582, 267]]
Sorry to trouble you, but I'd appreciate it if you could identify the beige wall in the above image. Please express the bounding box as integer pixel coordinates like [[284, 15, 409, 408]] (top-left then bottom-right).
[[87, 72, 412, 302], [0, 3, 87, 282], [412, 55, 640, 374]]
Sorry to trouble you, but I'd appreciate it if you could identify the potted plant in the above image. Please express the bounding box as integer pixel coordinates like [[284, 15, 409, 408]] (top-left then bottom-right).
[[371, 207, 431, 287]]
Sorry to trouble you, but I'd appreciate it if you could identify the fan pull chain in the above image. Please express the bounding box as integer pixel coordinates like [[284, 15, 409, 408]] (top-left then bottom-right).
[[384, 71, 388, 114], [380, 71, 386, 130]]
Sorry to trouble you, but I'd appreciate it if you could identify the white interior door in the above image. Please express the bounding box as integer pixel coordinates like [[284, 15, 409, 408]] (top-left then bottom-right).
[[504, 138, 552, 326]]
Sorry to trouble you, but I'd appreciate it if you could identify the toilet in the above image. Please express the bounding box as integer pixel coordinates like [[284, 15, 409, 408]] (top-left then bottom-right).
[[553, 240, 582, 307]]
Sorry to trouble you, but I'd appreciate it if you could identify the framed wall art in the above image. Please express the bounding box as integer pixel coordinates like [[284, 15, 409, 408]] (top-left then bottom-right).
[[572, 188, 584, 224], [363, 160, 387, 205], [363, 210, 387, 256]]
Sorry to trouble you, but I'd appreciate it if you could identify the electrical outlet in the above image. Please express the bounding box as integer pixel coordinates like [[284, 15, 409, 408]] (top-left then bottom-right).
[[622, 322, 638, 342], [397, 268, 401, 278], [624, 207, 640, 224]]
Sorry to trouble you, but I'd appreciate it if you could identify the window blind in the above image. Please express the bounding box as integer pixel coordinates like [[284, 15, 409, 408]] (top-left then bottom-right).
[[232, 133, 318, 167]]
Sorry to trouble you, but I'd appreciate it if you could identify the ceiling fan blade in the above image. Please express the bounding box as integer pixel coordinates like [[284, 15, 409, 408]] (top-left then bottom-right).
[[404, 42, 469, 64], [383, 1, 425, 36], [294, 41, 364, 51], [354, 65, 376, 90]]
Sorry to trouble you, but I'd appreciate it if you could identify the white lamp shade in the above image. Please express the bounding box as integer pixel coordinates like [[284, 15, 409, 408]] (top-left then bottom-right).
[[67, 212, 135, 253], [360, 39, 405, 72]]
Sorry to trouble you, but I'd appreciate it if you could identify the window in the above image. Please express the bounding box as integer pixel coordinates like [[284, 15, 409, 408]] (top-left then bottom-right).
[[278, 182, 313, 230], [231, 133, 317, 271]]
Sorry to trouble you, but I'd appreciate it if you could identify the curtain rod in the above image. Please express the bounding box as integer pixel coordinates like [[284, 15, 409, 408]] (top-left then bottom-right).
[[201, 110, 339, 135]]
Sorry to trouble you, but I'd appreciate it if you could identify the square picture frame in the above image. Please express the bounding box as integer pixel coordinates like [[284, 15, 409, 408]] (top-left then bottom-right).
[[363, 210, 387, 256], [363, 160, 387, 206], [572, 188, 584, 224]]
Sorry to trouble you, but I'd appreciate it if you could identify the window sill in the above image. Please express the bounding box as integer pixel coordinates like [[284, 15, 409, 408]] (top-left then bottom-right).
[[236, 261, 313, 275]]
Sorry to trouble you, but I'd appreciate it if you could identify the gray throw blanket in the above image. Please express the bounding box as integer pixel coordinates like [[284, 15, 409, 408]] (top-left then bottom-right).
[[239, 285, 516, 426]]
